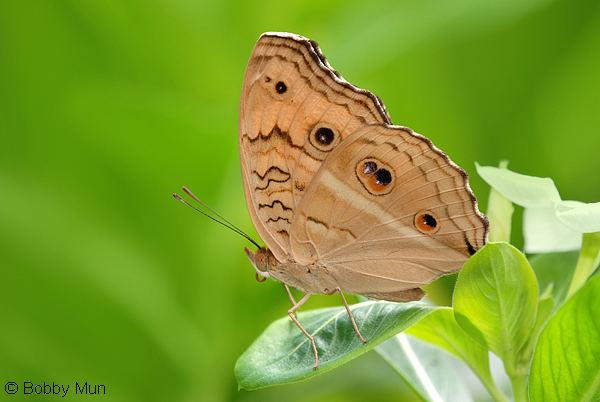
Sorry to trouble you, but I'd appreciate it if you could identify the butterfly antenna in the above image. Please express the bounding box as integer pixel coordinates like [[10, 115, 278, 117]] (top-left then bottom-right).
[[182, 186, 250, 235], [172, 191, 262, 249]]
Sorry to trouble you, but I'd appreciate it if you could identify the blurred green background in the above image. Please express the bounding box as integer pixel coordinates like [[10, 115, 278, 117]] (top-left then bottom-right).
[[1, 0, 599, 401]]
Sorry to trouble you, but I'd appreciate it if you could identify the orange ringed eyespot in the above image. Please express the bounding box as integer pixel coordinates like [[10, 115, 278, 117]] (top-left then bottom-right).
[[415, 212, 439, 233]]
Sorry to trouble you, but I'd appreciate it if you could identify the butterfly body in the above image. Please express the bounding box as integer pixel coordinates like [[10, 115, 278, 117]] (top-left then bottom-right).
[[246, 247, 341, 296], [238, 32, 488, 368]]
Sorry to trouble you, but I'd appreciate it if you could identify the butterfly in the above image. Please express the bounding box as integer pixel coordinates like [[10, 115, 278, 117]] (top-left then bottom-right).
[[238, 32, 488, 369]]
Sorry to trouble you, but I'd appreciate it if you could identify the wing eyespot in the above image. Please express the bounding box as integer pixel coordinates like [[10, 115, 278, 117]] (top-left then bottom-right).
[[275, 81, 287, 94], [414, 210, 440, 234], [315, 127, 334, 146], [356, 158, 394, 195], [362, 161, 377, 175], [374, 168, 392, 185], [308, 124, 338, 152]]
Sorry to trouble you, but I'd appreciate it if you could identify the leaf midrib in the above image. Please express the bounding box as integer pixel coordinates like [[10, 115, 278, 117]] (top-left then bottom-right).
[[494, 249, 513, 367]]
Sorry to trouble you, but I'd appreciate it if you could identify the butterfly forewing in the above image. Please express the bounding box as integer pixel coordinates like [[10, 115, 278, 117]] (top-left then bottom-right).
[[239, 32, 390, 261]]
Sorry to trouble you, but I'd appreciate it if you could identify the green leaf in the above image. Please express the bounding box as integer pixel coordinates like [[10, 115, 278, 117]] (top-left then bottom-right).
[[529, 251, 579, 306], [519, 291, 556, 366], [476, 164, 560, 208], [454, 242, 538, 374], [235, 301, 436, 390], [377, 333, 474, 402], [407, 308, 509, 402], [567, 232, 600, 298], [529, 274, 600, 402], [532, 293, 555, 339]]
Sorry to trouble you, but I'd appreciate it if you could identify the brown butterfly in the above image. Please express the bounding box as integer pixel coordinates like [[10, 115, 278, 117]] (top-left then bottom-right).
[[236, 32, 488, 369]]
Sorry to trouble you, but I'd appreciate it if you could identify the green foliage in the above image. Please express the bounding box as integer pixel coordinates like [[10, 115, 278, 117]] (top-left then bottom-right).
[[529, 274, 600, 402], [238, 166, 600, 402], [520, 291, 555, 365], [529, 251, 578, 306], [454, 243, 538, 375], [567, 232, 600, 297], [452, 243, 537, 401], [235, 301, 435, 390]]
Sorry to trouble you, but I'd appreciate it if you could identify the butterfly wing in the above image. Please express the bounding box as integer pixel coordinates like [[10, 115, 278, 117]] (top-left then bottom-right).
[[289, 124, 488, 300], [239, 32, 390, 261]]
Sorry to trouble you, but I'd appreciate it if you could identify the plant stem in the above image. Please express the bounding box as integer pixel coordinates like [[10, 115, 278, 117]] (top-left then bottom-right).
[[509, 373, 528, 402], [567, 232, 600, 299], [480, 377, 510, 402]]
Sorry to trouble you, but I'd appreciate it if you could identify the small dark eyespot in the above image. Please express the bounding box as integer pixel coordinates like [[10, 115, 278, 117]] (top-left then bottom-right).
[[422, 214, 437, 228], [275, 81, 287, 94], [315, 127, 334, 145], [374, 169, 392, 185], [264, 76, 271, 82], [363, 161, 377, 175]]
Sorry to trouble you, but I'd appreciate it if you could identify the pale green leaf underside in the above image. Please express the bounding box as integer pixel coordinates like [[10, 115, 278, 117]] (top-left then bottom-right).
[[476, 164, 560, 208], [235, 301, 436, 390], [529, 274, 600, 402], [524, 207, 582, 253], [407, 308, 493, 387], [486, 182, 514, 243], [556, 201, 600, 233], [377, 333, 473, 402], [477, 164, 600, 252]]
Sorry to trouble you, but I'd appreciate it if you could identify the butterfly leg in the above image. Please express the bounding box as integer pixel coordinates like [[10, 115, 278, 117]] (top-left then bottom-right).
[[284, 284, 297, 304], [337, 288, 367, 344], [288, 293, 319, 369], [284, 284, 298, 318]]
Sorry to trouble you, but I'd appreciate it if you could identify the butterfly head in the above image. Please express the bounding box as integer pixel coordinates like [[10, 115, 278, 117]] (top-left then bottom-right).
[[244, 247, 272, 281]]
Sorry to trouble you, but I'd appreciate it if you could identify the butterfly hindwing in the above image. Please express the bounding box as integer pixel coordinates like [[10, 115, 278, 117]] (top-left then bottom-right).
[[289, 124, 488, 299]]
